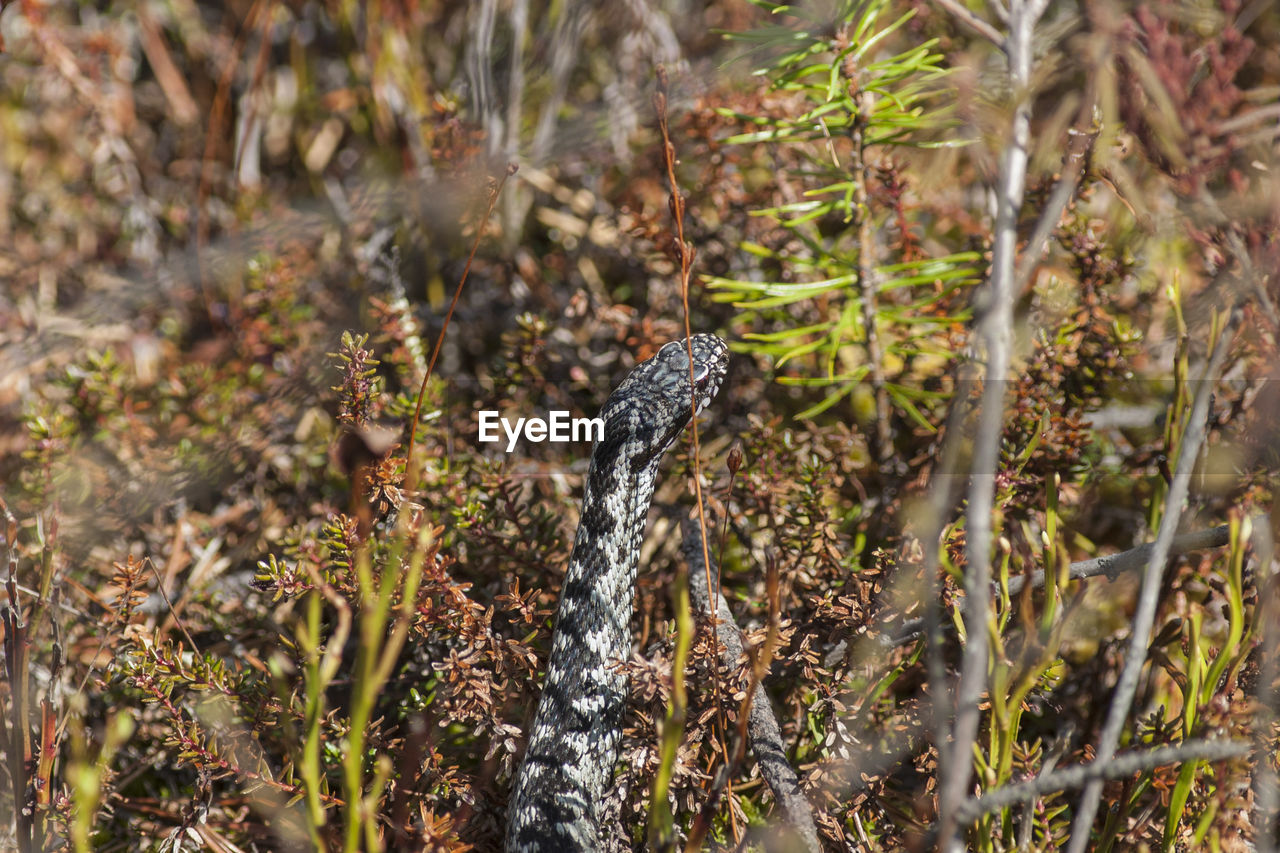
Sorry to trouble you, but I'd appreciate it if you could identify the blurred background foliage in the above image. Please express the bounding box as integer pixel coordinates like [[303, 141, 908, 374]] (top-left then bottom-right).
[[0, 0, 1278, 850]]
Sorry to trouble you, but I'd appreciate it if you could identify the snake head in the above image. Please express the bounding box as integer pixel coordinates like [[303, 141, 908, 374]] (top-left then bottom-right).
[[596, 334, 729, 471], [651, 334, 730, 417]]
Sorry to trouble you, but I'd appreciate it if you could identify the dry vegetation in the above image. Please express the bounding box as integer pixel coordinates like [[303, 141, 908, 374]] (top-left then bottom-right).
[[0, 0, 1278, 851]]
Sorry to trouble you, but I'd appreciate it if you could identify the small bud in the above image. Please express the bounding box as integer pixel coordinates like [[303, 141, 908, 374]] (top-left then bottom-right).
[[727, 443, 743, 476]]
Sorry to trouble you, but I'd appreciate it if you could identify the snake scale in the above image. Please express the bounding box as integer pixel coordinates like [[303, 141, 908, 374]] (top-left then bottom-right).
[[505, 334, 730, 852]]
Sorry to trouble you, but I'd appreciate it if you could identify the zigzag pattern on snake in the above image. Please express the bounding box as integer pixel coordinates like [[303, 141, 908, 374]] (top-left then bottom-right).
[[505, 334, 729, 852]]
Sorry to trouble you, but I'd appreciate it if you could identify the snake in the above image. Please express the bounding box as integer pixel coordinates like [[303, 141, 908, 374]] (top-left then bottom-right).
[[505, 334, 730, 852]]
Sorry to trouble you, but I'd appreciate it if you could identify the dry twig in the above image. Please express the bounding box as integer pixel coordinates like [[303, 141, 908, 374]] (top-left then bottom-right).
[[680, 517, 822, 853]]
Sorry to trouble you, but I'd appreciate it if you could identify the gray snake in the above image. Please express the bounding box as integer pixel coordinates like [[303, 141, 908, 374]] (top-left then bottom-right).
[[505, 334, 729, 852]]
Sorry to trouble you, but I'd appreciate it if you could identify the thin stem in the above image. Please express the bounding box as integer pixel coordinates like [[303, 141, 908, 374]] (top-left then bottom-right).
[[403, 164, 517, 494], [654, 67, 714, 614], [653, 64, 718, 849], [850, 81, 892, 468]]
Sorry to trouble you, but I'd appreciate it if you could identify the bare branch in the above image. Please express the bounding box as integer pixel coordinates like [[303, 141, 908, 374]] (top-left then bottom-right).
[[885, 524, 1231, 647], [1250, 520, 1278, 852], [957, 738, 1252, 823], [1008, 524, 1230, 598], [1065, 307, 1242, 852], [921, 379, 980, 791], [1014, 118, 1099, 290], [934, 0, 1007, 48], [939, 0, 1045, 845]]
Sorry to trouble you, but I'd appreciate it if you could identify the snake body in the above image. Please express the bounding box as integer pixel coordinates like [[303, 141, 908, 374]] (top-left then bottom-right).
[[505, 334, 729, 852]]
